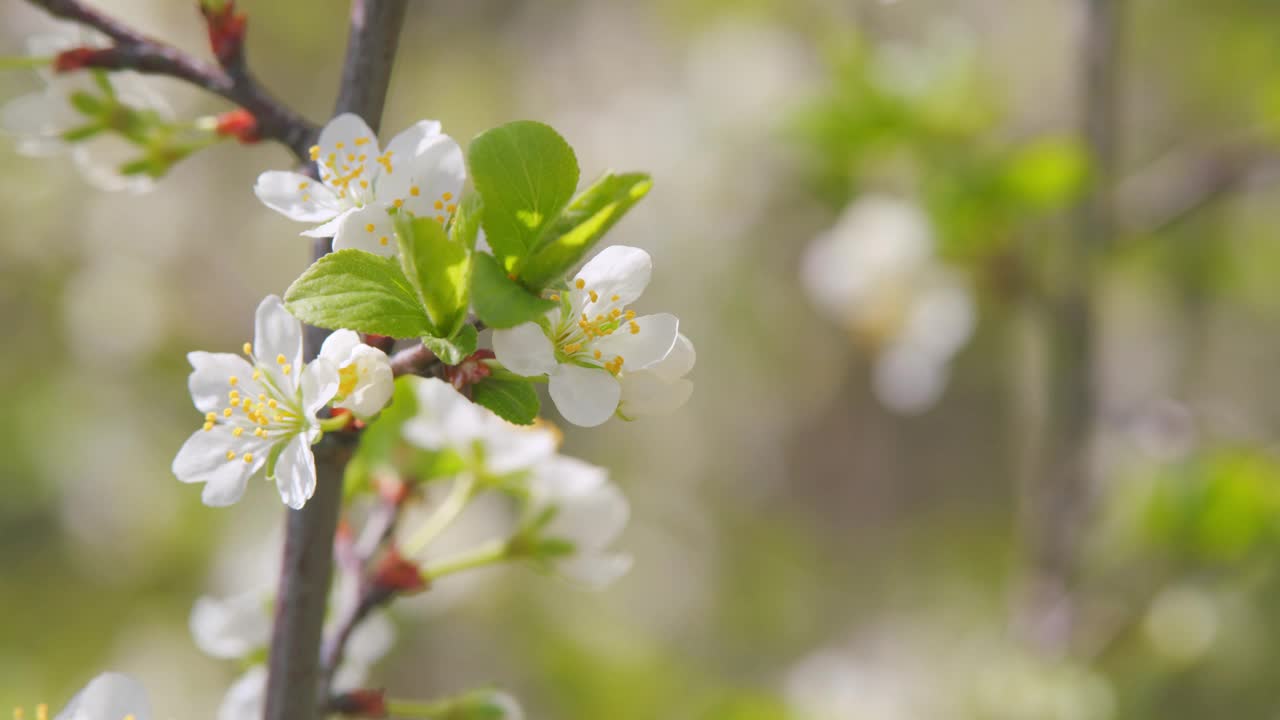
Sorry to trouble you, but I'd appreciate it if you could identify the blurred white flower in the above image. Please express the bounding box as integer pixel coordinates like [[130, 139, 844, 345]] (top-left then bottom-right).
[[402, 377, 558, 476], [217, 666, 265, 720], [617, 333, 696, 420], [55, 672, 152, 720], [801, 194, 975, 413], [527, 455, 632, 588], [189, 589, 272, 660], [0, 30, 171, 193], [172, 295, 339, 509], [254, 113, 464, 256], [492, 246, 686, 427], [319, 329, 394, 418]]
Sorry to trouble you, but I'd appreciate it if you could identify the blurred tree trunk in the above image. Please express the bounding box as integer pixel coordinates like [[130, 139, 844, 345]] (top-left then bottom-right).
[[1021, 0, 1122, 653]]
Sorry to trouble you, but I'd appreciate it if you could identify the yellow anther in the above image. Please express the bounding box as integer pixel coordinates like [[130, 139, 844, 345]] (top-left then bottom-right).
[[355, 137, 370, 146], [435, 215, 445, 223], [347, 153, 356, 162], [609, 308, 621, 319], [206, 411, 217, 422], [243, 342, 253, 355], [434, 200, 444, 210], [629, 321, 640, 334], [232, 427, 244, 437], [302, 194, 311, 201], [268, 399, 278, 408], [611, 294, 620, 302], [223, 408, 234, 418], [589, 290, 599, 302], [229, 376, 239, 386], [563, 343, 582, 354], [282, 364, 292, 375], [365, 223, 375, 233], [252, 369, 262, 381], [258, 393, 266, 401], [276, 354, 287, 365], [625, 310, 636, 319], [241, 399, 252, 412], [225, 450, 237, 461], [336, 141, 345, 149], [550, 294, 560, 301], [243, 453, 254, 463], [308, 145, 320, 159], [442, 191, 453, 201], [254, 428, 266, 437], [359, 180, 369, 189], [203, 422, 214, 432], [593, 349, 603, 359], [575, 278, 586, 289], [379, 236, 389, 246], [446, 203, 457, 213], [393, 198, 404, 208], [409, 186, 420, 197]]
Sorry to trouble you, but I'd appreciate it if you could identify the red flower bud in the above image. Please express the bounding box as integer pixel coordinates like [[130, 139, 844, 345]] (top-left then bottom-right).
[[53, 47, 110, 73], [215, 109, 260, 144], [445, 349, 495, 391], [371, 547, 427, 596], [201, 0, 248, 66], [330, 688, 388, 718]]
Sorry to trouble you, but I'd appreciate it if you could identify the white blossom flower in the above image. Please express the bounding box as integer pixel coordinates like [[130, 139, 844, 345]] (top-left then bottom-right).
[[217, 666, 266, 720], [492, 245, 683, 427], [402, 377, 558, 476], [617, 333, 695, 420], [527, 455, 631, 588], [189, 589, 272, 660], [801, 194, 975, 414], [55, 672, 152, 720], [172, 295, 339, 509], [319, 329, 394, 418], [0, 30, 171, 193], [254, 113, 465, 256]]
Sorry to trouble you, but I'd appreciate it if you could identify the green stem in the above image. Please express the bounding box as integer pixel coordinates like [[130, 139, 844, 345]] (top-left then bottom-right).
[[0, 55, 53, 70], [317, 413, 353, 433], [385, 698, 451, 718], [402, 473, 475, 556], [422, 539, 509, 581]]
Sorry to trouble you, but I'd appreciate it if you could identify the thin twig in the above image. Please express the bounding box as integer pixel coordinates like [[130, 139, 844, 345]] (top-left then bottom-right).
[[26, 0, 317, 159], [263, 2, 410, 719]]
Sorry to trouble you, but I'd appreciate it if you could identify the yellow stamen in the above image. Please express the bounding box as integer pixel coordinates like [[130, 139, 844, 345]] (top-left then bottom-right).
[[563, 343, 582, 354], [442, 191, 453, 201], [203, 422, 214, 431], [629, 321, 640, 334], [379, 236, 389, 246], [594, 349, 602, 359], [243, 453, 254, 463], [393, 198, 404, 208], [205, 411, 217, 422], [282, 364, 292, 375], [243, 342, 253, 355], [232, 427, 244, 437], [336, 141, 345, 149], [575, 278, 586, 289], [365, 223, 375, 233], [446, 203, 457, 213], [611, 294, 620, 302], [589, 290, 599, 302], [435, 215, 445, 223], [276, 354, 287, 365], [252, 369, 262, 381], [409, 186, 420, 197], [225, 450, 236, 461], [625, 310, 636, 319], [268, 399, 278, 409], [228, 376, 239, 386], [355, 137, 370, 146], [434, 200, 444, 210], [308, 145, 320, 160], [223, 408, 233, 418]]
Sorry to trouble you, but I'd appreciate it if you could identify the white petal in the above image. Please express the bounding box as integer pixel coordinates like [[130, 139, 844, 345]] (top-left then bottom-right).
[[532, 456, 608, 501], [618, 373, 693, 418], [646, 333, 696, 381], [254, 295, 303, 389], [546, 480, 629, 551], [201, 451, 262, 507], [0, 91, 72, 156], [382, 119, 443, 157], [317, 113, 378, 156], [336, 346, 394, 418], [274, 433, 317, 509], [380, 132, 466, 217], [56, 672, 152, 720], [217, 667, 266, 720], [301, 358, 340, 418], [403, 377, 479, 450], [548, 364, 621, 428], [482, 419, 558, 476], [71, 137, 153, 194], [187, 352, 258, 413], [492, 323, 557, 377], [558, 552, 633, 589], [592, 313, 679, 370], [576, 245, 652, 308], [872, 344, 950, 415], [330, 203, 399, 256], [254, 171, 340, 223], [172, 426, 236, 481], [319, 328, 361, 366], [300, 207, 354, 238], [190, 591, 271, 660]]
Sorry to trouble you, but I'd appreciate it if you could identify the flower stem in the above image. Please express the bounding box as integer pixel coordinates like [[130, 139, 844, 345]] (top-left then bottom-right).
[[402, 473, 476, 557], [384, 698, 451, 718], [317, 413, 353, 433], [422, 539, 509, 581]]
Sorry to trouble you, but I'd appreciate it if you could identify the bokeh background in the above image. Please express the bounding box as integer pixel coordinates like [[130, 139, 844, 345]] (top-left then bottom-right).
[[5, 0, 1280, 717]]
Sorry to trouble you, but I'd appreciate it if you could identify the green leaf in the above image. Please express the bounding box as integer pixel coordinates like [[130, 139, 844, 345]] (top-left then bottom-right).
[[471, 376, 540, 426], [395, 215, 473, 338], [470, 252, 556, 329], [343, 376, 419, 496], [520, 172, 652, 289], [467, 120, 579, 271], [284, 249, 432, 338], [422, 323, 478, 366]]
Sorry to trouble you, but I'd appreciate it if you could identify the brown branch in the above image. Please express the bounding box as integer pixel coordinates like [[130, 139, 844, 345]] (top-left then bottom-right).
[[26, 0, 318, 160], [1019, 0, 1122, 654], [263, 2, 410, 720]]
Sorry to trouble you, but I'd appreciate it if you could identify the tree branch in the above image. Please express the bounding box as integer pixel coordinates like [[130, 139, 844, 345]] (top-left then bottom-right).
[[263, 2, 409, 719], [25, 0, 318, 159]]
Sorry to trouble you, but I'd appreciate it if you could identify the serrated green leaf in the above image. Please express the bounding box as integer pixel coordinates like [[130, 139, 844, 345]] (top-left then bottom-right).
[[422, 323, 478, 366], [520, 172, 652, 289], [470, 252, 556, 329], [344, 376, 419, 496], [284, 249, 432, 338], [471, 376, 540, 426], [395, 215, 473, 338], [467, 120, 579, 271]]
